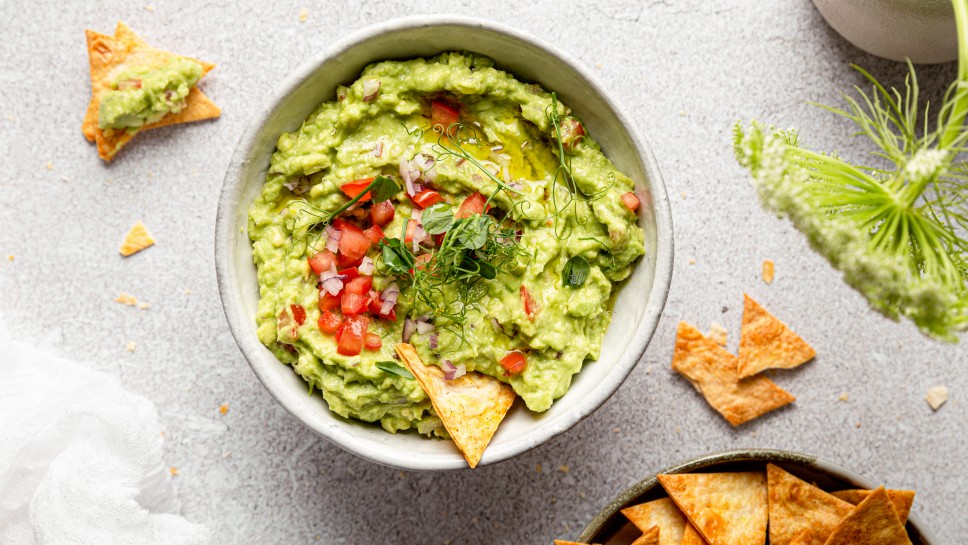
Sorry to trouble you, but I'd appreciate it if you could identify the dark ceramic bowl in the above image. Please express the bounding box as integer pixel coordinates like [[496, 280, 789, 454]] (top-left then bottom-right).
[[578, 449, 937, 545]]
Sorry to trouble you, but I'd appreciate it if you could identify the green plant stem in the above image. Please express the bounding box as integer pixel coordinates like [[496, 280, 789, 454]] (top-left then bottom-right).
[[941, 0, 968, 147]]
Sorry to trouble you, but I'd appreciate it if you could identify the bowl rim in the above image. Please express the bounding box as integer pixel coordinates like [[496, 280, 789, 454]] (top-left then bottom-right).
[[214, 14, 675, 470], [577, 448, 939, 545]]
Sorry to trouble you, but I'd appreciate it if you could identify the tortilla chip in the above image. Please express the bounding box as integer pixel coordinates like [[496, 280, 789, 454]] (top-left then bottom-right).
[[657, 472, 768, 545], [831, 489, 915, 523], [708, 322, 728, 347], [672, 322, 795, 426], [83, 22, 220, 160], [395, 343, 515, 468], [631, 527, 660, 545], [554, 541, 596, 545], [119, 220, 155, 256], [681, 524, 707, 545], [762, 259, 775, 284], [736, 295, 815, 378], [115, 293, 138, 306], [766, 463, 854, 545], [620, 497, 686, 545], [788, 530, 812, 545], [824, 487, 912, 545]]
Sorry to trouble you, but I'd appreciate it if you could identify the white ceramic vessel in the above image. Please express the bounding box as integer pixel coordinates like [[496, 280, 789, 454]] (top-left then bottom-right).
[[812, 0, 957, 63], [215, 16, 674, 470]]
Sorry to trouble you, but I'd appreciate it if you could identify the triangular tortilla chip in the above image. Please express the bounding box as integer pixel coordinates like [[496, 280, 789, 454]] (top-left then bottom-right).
[[631, 527, 660, 545], [788, 530, 812, 545], [83, 22, 220, 160], [554, 541, 596, 545], [831, 489, 915, 523], [737, 294, 815, 378], [119, 220, 155, 256], [620, 497, 686, 545], [395, 343, 515, 468], [657, 472, 768, 545], [672, 322, 795, 426], [824, 487, 912, 545], [681, 524, 707, 545], [766, 463, 854, 545]]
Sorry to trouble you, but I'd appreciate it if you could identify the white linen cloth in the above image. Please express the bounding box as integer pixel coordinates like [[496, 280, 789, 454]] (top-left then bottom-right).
[[0, 324, 211, 545]]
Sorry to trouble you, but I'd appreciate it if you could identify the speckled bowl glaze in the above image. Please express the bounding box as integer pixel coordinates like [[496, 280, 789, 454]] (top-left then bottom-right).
[[579, 449, 938, 545], [215, 16, 673, 471]]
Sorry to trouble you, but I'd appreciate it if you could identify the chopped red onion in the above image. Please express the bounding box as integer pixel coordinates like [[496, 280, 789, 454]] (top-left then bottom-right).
[[400, 156, 416, 196], [429, 333, 439, 349], [412, 183, 424, 194], [381, 282, 400, 301], [380, 298, 395, 316], [490, 317, 504, 334], [402, 318, 417, 342], [412, 208, 423, 222], [358, 256, 375, 275], [416, 320, 435, 334], [362, 79, 381, 102], [321, 276, 344, 296], [442, 360, 466, 381], [325, 226, 341, 252], [414, 154, 435, 171], [455, 157, 466, 167], [373, 141, 384, 157]]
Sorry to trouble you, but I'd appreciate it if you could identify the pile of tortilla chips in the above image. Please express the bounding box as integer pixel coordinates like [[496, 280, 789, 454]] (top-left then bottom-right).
[[83, 22, 220, 161], [672, 294, 815, 426], [395, 344, 516, 468], [560, 464, 916, 545]]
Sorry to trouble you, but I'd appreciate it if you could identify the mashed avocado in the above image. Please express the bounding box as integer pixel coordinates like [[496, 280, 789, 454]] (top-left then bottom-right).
[[98, 57, 203, 130], [248, 52, 645, 436]]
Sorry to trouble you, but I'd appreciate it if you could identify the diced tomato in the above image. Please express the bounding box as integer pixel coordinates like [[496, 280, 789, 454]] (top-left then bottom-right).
[[457, 192, 487, 219], [339, 177, 376, 202], [345, 276, 373, 295], [290, 304, 306, 326], [319, 291, 342, 311], [370, 200, 395, 226], [308, 250, 337, 275], [335, 253, 362, 269], [431, 99, 460, 129], [363, 225, 385, 244], [433, 233, 445, 246], [409, 253, 432, 274], [277, 309, 298, 340], [364, 332, 382, 350], [317, 310, 343, 334], [621, 192, 640, 212], [368, 297, 397, 321], [404, 219, 418, 243], [411, 189, 444, 209], [520, 284, 538, 320], [341, 292, 368, 316], [331, 218, 365, 236], [338, 267, 360, 280], [338, 229, 371, 261], [499, 351, 527, 375], [336, 315, 369, 356]]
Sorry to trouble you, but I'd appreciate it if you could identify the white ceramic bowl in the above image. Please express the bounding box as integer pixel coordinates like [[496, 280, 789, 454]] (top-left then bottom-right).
[[215, 16, 673, 470]]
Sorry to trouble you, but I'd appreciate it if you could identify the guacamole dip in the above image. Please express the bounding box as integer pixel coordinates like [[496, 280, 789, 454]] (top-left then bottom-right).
[[98, 57, 203, 130], [248, 52, 645, 436]]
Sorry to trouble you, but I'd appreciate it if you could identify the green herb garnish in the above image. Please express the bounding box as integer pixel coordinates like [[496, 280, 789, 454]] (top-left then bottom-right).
[[376, 361, 415, 379], [734, 0, 968, 340], [562, 255, 591, 287]]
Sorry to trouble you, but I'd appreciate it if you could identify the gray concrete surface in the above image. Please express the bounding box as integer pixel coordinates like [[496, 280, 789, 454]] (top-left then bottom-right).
[[1, 0, 965, 543]]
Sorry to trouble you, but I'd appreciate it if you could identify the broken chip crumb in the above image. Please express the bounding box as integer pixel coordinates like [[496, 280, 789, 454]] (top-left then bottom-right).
[[688, 258, 697, 265], [6, 255, 13, 262], [559, 464, 570, 473], [125, 340, 137, 352], [536, 463, 543, 473], [60, 176, 70, 182], [838, 393, 849, 402], [709, 322, 728, 346], [762, 259, 775, 284], [681, 190, 688, 199], [298, 7, 308, 21], [138, 302, 150, 310], [145, 3, 155, 10], [169, 467, 178, 476], [926, 385, 948, 411], [219, 403, 229, 415], [46, 162, 53, 170], [119, 220, 155, 256], [115, 293, 137, 306]]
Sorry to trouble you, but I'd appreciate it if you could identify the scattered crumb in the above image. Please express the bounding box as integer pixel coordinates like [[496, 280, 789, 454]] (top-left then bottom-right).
[[298, 7, 308, 22], [6, 255, 13, 262], [398, 471, 405, 479], [314, 536, 320, 542], [221, 450, 232, 459], [559, 464, 570, 473], [594, 63, 603, 69], [855, 422, 862, 428], [125, 340, 137, 352], [190, 168, 199, 177], [644, 364, 654, 374], [708, 322, 728, 346], [750, 430, 758, 437], [219, 403, 229, 415], [119, 220, 155, 257], [688, 258, 696, 265], [926, 385, 949, 411], [535, 463, 542, 473], [838, 393, 849, 402], [145, 3, 155, 11], [147, 171, 154, 178], [762, 259, 775, 284], [138, 302, 150, 310], [60, 176, 69, 182], [45, 162, 53, 170], [680, 191, 687, 199], [169, 467, 179, 476], [184, 288, 192, 295], [674, 426, 681, 433], [612, 427, 621, 433], [579, 490, 586, 498], [679, 110, 688, 117], [115, 293, 137, 306], [471, 516, 479, 524]]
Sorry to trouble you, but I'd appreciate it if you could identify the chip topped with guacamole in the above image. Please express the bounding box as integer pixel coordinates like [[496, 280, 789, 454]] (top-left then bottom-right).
[[248, 52, 645, 441]]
